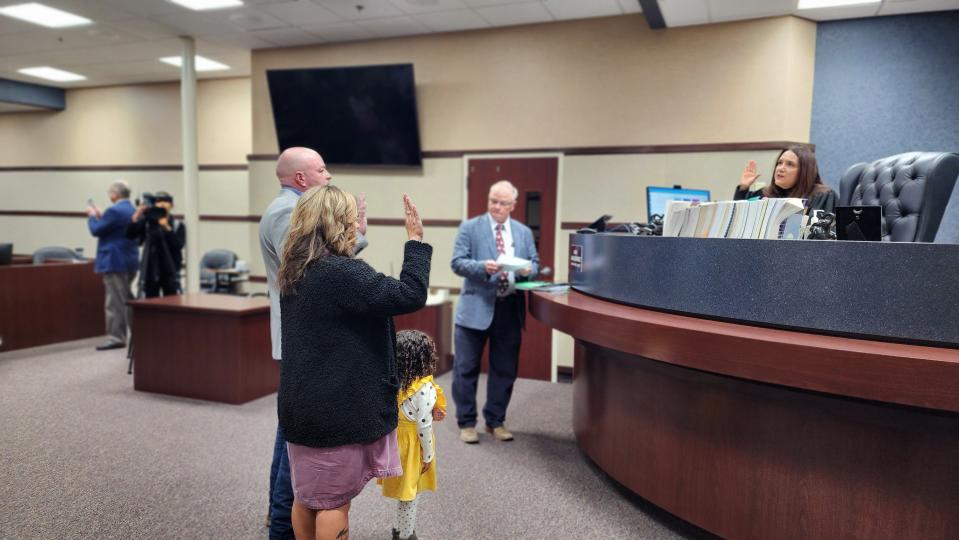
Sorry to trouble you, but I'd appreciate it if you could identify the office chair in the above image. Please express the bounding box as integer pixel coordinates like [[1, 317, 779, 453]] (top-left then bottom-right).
[[838, 152, 959, 242], [199, 249, 241, 293], [32, 246, 82, 264]]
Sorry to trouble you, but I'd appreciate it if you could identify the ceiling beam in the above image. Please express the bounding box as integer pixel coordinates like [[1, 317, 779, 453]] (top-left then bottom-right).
[[0, 78, 65, 112], [638, 0, 666, 29]]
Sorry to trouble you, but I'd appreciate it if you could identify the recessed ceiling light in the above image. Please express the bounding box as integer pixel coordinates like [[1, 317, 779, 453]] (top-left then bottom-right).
[[797, 0, 879, 9], [18, 66, 86, 82], [0, 3, 91, 28], [160, 55, 230, 72], [167, 0, 244, 10]]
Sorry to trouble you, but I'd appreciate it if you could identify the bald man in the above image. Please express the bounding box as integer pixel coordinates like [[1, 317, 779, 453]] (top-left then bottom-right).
[[258, 147, 367, 538]]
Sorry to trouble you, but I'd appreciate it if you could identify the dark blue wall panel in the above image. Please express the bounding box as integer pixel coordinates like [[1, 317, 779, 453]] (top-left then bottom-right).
[[810, 11, 959, 242]]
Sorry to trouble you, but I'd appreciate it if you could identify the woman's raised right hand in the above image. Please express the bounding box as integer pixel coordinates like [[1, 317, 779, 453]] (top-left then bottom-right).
[[739, 160, 761, 189], [403, 194, 423, 242]]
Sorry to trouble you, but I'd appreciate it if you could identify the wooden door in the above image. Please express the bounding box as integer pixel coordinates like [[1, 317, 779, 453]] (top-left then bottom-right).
[[466, 157, 558, 381]]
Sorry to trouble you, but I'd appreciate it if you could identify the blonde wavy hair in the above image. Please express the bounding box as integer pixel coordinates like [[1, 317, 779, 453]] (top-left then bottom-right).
[[277, 185, 358, 296]]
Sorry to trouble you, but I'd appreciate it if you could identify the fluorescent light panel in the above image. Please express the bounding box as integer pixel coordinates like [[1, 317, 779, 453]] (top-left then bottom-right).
[[797, 0, 879, 9], [167, 0, 244, 10], [160, 55, 230, 71], [18, 66, 86, 82], [0, 2, 91, 28]]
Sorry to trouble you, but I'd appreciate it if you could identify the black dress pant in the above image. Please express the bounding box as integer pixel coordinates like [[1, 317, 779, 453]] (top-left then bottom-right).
[[452, 294, 523, 428], [144, 274, 180, 298]]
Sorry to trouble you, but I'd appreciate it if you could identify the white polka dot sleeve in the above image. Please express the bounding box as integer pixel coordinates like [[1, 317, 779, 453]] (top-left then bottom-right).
[[400, 381, 436, 463]]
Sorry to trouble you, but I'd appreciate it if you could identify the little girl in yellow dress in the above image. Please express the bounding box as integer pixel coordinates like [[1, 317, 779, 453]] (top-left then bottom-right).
[[380, 330, 447, 540]]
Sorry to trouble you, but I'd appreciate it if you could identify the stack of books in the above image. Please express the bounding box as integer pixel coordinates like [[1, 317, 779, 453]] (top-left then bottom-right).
[[662, 199, 806, 240]]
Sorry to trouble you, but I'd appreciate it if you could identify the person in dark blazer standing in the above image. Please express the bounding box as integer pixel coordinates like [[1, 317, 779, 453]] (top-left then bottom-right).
[[86, 180, 139, 351], [451, 180, 539, 444]]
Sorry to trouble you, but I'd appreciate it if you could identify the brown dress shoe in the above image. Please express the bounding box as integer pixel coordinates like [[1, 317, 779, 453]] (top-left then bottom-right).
[[459, 427, 479, 444], [486, 425, 514, 441]]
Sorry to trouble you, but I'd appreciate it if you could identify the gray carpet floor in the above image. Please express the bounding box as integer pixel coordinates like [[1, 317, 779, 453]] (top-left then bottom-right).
[[0, 337, 704, 540]]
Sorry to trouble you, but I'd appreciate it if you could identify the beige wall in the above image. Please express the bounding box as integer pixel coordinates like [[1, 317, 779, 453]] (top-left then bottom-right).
[[252, 14, 816, 154], [1, 14, 819, 374], [0, 78, 251, 166]]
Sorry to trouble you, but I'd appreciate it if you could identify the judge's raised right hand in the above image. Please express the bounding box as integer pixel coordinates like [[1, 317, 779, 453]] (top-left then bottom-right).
[[739, 160, 761, 190], [403, 194, 423, 242]]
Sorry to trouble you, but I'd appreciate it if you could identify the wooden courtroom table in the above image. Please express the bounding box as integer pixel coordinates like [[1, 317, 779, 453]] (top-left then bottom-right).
[[130, 293, 277, 405], [531, 290, 959, 540], [0, 258, 104, 352], [129, 294, 453, 404]]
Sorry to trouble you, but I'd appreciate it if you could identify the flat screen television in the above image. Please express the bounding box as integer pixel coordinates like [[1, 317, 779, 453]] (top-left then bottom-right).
[[646, 186, 711, 221], [267, 63, 422, 167]]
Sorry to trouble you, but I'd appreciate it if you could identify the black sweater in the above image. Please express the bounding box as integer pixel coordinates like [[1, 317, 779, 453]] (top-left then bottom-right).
[[279, 240, 432, 448]]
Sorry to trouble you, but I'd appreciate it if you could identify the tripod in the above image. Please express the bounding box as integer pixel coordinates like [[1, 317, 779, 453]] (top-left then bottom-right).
[[126, 218, 182, 374]]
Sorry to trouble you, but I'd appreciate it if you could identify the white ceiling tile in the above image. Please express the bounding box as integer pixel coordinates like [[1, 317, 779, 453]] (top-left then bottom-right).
[[200, 32, 278, 49], [250, 27, 327, 46], [222, 8, 290, 30], [796, 3, 882, 21], [389, 0, 470, 15], [475, 2, 555, 26], [617, 0, 643, 13], [300, 21, 376, 41], [355, 15, 432, 37], [879, 0, 959, 15], [659, 0, 710, 27], [412, 8, 491, 31], [319, 0, 406, 20], [543, 0, 624, 21], [708, 0, 795, 22], [96, 0, 185, 18], [111, 18, 181, 40], [462, 0, 530, 7], [256, 1, 344, 25], [154, 11, 245, 36]]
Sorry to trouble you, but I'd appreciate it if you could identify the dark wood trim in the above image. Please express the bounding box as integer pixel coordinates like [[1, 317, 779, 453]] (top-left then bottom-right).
[[129, 293, 269, 315], [0, 210, 463, 227], [0, 164, 247, 172], [249, 142, 811, 163], [557, 365, 573, 376], [249, 275, 267, 283], [530, 290, 959, 413], [0, 210, 86, 218], [638, 0, 666, 29], [199, 215, 261, 222], [367, 218, 461, 227]]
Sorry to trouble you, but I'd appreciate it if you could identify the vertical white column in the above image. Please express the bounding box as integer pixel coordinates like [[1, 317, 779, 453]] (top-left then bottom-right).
[[180, 36, 200, 293]]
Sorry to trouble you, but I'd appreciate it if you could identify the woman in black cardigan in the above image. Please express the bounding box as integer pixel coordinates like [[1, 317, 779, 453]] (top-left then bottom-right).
[[734, 144, 838, 213], [276, 185, 432, 540]]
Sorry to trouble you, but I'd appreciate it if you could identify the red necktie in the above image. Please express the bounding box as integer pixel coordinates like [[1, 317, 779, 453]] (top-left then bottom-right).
[[495, 224, 509, 296]]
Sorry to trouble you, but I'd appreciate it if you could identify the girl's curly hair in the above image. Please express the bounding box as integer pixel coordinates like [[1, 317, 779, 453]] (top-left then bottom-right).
[[395, 330, 437, 392]]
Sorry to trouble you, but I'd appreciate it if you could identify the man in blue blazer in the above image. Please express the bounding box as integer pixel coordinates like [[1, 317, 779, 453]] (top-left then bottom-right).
[[451, 180, 539, 444], [86, 180, 139, 351]]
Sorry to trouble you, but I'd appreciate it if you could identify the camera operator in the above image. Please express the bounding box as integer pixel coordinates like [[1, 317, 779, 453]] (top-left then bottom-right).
[[126, 191, 186, 297]]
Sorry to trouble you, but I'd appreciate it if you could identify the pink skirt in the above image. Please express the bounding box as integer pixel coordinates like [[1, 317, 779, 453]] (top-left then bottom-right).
[[287, 430, 403, 510]]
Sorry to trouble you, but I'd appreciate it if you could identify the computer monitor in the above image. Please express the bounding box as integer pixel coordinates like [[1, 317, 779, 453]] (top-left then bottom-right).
[[646, 186, 711, 221], [0, 243, 12, 266]]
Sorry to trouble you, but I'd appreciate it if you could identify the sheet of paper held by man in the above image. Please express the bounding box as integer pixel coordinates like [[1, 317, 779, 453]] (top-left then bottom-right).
[[496, 254, 531, 272]]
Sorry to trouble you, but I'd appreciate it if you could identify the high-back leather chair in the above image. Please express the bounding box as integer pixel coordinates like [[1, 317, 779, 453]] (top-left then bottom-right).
[[32, 246, 82, 264], [839, 152, 959, 242], [200, 249, 238, 293]]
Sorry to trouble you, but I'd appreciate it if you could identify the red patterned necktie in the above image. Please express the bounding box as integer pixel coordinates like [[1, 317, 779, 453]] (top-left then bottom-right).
[[495, 224, 509, 296]]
